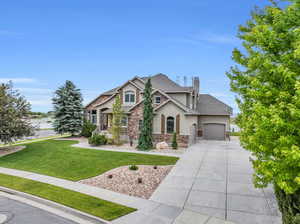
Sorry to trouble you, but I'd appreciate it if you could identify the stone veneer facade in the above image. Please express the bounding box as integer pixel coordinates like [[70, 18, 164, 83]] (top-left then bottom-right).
[[127, 101, 190, 147], [153, 134, 189, 148]]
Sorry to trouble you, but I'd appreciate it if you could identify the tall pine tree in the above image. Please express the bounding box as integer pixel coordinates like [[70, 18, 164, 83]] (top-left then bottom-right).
[[52, 80, 83, 135], [138, 79, 154, 150]]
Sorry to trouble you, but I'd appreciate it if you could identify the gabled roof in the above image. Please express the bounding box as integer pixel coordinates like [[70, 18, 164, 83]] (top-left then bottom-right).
[[141, 73, 193, 92], [129, 88, 190, 112], [195, 94, 233, 116]]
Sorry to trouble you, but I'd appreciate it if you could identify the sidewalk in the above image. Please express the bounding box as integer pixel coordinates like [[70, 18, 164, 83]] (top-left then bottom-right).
[[0, 169, 234, 224]]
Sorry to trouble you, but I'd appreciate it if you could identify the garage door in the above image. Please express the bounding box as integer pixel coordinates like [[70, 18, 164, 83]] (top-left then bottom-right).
[[203, 123, 225, 140]]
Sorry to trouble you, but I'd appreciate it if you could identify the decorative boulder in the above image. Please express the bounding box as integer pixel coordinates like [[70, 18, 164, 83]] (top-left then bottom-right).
[[156, 142, 169, 150]]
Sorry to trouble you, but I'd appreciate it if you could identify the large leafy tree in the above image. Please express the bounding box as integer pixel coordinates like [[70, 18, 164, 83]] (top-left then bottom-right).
[[111, 95, 124, 145], [0, 82, 34, 144], [227, 0, 300, 223], [52, 80, 83, 135], [138, 79, 154, 150]]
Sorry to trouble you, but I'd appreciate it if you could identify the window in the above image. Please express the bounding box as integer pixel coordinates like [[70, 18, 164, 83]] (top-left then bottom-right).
[[139, 120, 143, 131], [166, 117, 175, 133], [91, 110, 97, 124], [154, 96, 161, 104], [121, 116, 128, 127], [125, 91, 135, 103]]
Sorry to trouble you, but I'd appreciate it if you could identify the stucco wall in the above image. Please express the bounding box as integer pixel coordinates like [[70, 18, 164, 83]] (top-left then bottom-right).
[[198, 115, 230, 131], [168, 93, 188, 106], [153, 102, 197, 135], [121, 83, 139, 106]]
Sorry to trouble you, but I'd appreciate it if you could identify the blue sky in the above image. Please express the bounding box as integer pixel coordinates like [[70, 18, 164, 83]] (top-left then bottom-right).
[[0, 0, 269, 113]]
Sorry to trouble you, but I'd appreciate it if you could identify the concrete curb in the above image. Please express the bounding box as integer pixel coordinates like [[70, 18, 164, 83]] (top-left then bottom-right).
[[0, 186, 108, 224]]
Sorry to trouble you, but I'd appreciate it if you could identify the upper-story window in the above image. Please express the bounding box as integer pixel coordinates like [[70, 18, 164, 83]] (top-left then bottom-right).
[[154, 95, 161, 104], [124, 91, 135, 103]]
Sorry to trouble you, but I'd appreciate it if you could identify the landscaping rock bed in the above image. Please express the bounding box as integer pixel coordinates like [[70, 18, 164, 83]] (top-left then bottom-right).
[[79, 165, 173, 199], [0, 146, 26, 157]]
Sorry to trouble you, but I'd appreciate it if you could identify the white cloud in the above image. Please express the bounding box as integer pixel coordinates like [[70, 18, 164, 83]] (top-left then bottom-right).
[[174, 32, 238, 46], [196, 33, 237, 44], [16, 87, 53, 95], [29, 99, 52, 106], [0, 30, 22, 36], [0, 78, 38, 84]]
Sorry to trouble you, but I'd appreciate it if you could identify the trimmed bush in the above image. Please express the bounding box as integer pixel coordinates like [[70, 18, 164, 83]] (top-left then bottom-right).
[[129, 165, 138, 171], [171, 132, 178, 150], [81, 119, 97, 137], [88, 134, 107, 146]]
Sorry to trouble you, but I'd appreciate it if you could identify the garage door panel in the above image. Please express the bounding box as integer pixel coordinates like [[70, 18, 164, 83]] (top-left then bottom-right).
[[204, 123, 225, 140]]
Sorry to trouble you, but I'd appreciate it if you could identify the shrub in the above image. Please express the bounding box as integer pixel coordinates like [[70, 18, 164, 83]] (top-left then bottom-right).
[[153, 166, 158, 170], [81, 119, 97, 138], [88, 134, 107, 146], [171, 132, 178, 150], [129, 165, 138, 171], [107, 138, 114, 145]]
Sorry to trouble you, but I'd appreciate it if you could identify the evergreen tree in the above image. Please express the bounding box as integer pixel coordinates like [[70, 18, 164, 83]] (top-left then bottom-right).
[[171, 132, 178, 150], [52, 80, 83, 135], [0, 82, 34, 144], [111, 95, 124, 145], [227, 1, 300, 223], [138, 79, 154, 150]]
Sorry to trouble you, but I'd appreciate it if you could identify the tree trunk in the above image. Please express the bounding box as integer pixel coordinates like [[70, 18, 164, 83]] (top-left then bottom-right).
[[274, 184, 300, 224]]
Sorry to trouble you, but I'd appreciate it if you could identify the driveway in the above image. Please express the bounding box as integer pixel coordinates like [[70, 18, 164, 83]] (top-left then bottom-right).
[[150, 137, 282, 224], [0, 196, 76, 224]]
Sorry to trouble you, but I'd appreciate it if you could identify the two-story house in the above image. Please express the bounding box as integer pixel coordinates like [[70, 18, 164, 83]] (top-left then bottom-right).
[[85, 74, 232, 147]]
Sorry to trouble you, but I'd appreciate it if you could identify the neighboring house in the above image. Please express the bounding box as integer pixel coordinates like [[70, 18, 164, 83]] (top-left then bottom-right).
[[85, 74, 232, 146]]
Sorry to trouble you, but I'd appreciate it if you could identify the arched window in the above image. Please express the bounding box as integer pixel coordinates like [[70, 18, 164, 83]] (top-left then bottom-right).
[[125, 91, 135, 103], [166, 117, 175, 133]]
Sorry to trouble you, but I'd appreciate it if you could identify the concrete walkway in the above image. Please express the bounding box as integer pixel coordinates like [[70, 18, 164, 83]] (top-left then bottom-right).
[[0, 167, 231, 224], [0, 138, 282, 224], [72, 141, 183, 157], [149, 138, 282, 224]]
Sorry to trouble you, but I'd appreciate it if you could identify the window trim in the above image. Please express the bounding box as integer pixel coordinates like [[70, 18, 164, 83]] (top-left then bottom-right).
[[121, 116, 128, 127], [124, 90, 135, 104], [166, 116, 175, 134], [154, 95, 161, 104]]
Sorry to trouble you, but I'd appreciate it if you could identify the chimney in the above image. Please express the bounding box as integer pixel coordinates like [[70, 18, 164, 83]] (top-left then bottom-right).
[[193, 76, 200, 93]]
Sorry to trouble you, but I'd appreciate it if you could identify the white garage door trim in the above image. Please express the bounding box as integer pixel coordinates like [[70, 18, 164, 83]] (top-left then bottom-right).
[[203, 123, 226, 140]]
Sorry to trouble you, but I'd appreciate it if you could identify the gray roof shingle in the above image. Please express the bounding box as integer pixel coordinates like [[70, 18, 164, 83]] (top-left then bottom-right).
[[141, 73, 192, 92], [196, 94, 233, 115]]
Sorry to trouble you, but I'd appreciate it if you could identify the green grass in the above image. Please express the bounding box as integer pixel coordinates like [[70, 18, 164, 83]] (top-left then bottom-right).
[[0, 134, 70, 147], [0, 140, 179, 181], [0, 173, 135, 220]]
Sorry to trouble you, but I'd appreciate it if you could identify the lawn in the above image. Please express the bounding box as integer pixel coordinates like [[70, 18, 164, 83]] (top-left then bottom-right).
[[0, 140, 179, 181], [0, 173, 135, 220]]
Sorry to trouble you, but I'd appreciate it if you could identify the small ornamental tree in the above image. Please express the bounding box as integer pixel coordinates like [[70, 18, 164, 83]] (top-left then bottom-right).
[[227, 1, 300, 223], [111, 95, 124, 145], [138, 79, 154, 150], [0, 82, 34, 144], [171, 132, 178, 150], [52, 80, 83, 136]]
